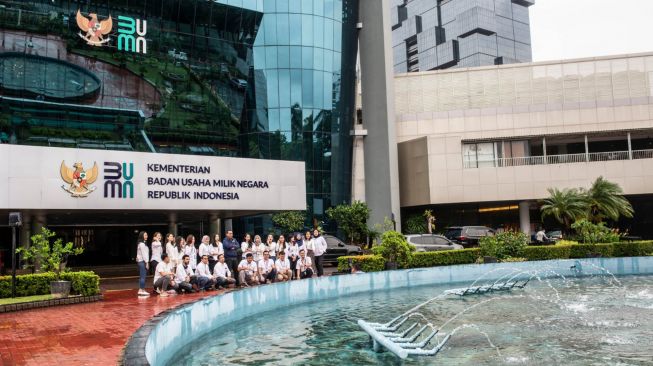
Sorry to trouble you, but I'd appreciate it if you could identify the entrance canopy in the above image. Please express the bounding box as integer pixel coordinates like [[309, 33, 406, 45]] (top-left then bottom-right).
[[0, 145, 306, 213]]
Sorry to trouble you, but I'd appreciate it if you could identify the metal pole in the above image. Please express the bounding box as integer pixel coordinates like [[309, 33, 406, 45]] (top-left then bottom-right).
[[11, 226, 17, 298], [543, 136, 547, 164], [584, 135, 589, 162], [627, 132, 632, 160]]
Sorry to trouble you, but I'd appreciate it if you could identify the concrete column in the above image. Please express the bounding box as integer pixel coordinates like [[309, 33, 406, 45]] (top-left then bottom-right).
[[351, 124, 367, 202], [627, 132, 632, 159], [209, 214, 221, 239], [584, 135, 589, 162], [31, 212, 46, 239], [519, 201, 531, 237], [359, 0, 401, 231], [167, 212, 177, 236], [542, 137, 547, 164], [20, 211, 31, 249]]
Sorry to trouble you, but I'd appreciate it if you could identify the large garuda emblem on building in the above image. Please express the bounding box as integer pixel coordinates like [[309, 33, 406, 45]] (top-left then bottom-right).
[[60, 161, 99, 197], [76, 10, 113, 46]]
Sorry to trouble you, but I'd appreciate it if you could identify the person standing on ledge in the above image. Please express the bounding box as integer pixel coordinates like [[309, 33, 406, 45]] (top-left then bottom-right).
[[136, 231, 150, 297], [223, 230, 240, 283], [312, 229, 328, 277]]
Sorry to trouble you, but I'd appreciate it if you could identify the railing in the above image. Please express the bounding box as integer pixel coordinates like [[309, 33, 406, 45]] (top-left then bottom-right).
[[464, 149, 653, 169]]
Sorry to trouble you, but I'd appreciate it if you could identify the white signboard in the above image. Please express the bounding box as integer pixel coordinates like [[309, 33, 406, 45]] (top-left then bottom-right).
[[0, 145, 306, 211]]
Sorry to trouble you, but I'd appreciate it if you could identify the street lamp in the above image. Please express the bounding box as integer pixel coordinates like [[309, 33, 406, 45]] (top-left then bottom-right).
[[9, 212, 22, 298]]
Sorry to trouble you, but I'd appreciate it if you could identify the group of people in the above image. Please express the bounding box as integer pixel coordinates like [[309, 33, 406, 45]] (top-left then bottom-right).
[[135, 229, 329, 297]]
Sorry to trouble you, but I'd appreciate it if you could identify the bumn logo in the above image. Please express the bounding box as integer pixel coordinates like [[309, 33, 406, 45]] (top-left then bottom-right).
[[104, 162, 134, 199], [117, 16, 147, 54]]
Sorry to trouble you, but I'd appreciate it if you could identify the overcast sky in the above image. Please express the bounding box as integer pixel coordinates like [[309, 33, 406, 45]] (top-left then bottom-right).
[[530, 0, 653, 62]]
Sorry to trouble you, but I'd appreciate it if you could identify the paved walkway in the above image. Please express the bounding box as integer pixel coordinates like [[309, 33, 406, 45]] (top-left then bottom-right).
[[0, 289, 219, 366]]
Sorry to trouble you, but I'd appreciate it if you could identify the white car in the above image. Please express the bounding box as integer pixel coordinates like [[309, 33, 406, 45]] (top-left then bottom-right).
[[405, 234, 464, 252]]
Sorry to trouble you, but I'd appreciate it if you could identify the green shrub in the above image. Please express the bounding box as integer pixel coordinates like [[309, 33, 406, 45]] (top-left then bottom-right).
[[409, 248, 481, 268], [0, 271, 100, 298], [337, 255, 386, 273], [523, 245, 571, 260], [571, 219, 620, 244], [480, 231, 529, 260], [523, 241, 653, 260], [501, 257, 528, 263], [372, 231, 415, 268], [403, 214, 427, 234]]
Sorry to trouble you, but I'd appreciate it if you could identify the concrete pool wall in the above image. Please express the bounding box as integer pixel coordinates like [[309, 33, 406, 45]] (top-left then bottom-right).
[[130, 257, 653, 366]]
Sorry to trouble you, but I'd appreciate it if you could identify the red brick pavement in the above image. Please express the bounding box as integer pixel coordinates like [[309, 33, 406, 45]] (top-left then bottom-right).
[[0, 289, 221, 366]]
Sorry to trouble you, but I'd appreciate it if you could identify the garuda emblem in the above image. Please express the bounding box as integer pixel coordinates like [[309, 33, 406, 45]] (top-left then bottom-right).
[[76, 10, 113, 46], [60, 161, 99, 197]]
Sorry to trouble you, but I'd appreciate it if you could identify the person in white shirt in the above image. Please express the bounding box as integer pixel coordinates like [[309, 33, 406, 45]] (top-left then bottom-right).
[[136, 231, 150, 296], [185, 235, 198, 270], [258, 250, 277, 284], [287, 235, 300, 279], [196, 255, 215, 290], [153, 254, 177, 296], [312, 229, 328, 277], [276, 235, 286, 260], [266, 234, 277, 262], [275, 251, 292, 282], [255, 235, 267, 262], [238, 253, 259, 287], [175, 254, 197, 293], [297, 249, 313, 279], [150, 232, 163, 275], [536, 228, 550, 244], [304, 231, 315, 265], [211, 234, 224, 273], [213, 254, 236, 289], [198, 235, 214, 272], [241, 233, 253, 259], [165, 233, 179, 270]]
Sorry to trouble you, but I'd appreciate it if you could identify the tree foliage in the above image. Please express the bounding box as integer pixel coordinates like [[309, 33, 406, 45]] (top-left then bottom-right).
[[371, 230, 415, 268], [571, 219, 620, 244], [271, 211, 306, 235], [326, 201, 370, 244], [585, 176, 634, 223], [479, 231, 529, 260], [540, 187, 588, 230], [17, 227, 84, 280], [403, 214, 427, 234]]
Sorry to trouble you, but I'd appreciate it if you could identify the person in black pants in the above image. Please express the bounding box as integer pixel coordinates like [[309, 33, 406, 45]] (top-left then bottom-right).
[[222, 230, 241, 284], [312, 229, 328, 277]]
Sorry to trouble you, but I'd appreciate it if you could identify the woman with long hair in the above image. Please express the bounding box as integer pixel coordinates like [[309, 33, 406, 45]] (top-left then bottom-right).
[[254, 235, 265, 262], [210, 233, 223, 273], [165, 233, 178, 270], [304, 230, 315, 267], [287, 234, 300, 280], [240, 233, 253, 259], [277, 234, 286, 257], [136, 231, 150, 296], [267, 234, 277, 262], [150, 232, 163, 275], [185, 234, 198, 270]]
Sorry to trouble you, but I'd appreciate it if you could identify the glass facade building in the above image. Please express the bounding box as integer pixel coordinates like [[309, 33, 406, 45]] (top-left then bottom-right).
[[0, 0, 359, 224], [391, 0, 534, 73]]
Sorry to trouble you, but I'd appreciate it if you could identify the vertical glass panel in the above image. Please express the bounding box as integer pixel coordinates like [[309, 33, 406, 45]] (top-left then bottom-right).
[[476, 143, 496, 168], [314, 47, 324, 71], [264, 14, 277, 45], [324, 18, 334, 50], [323, 72, 333, 109], [302, 47, 314, 69], [323, 49, 333, 73], [265, 46, 278, 68], [276, 12, 290, 46], [303, 109, 314, 132], [278, 46, 290, 67], [253, 46, 266, 69], [267, 70, 279, 108], [463, 144, 478, 168], [278, 69, 291, 107], [301, 14, 314, 46], [302, 69, 314, 108], [313, 0, 324, 16], [263, 0, 276, 12], [290, 46, 303, 68], [334, 0, 343, 22], [289, 14, 302, 45], [313, 15, 324, 48], [301, 0, 313, 14], [313, 71, 324, 110], [291, 69, 303, 106], [289, 0, 302, 14], [268, 108, 280, 131], [276, 0, 289, 12], [279, 107, 291, 131], [324, 0, 334, 19]]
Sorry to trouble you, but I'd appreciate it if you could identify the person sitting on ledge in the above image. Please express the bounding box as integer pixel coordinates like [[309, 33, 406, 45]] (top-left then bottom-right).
[[153, 253, 178, 297], [196, 255, 216, 291], [213, 254, 236, 289], [258, 250, 277, 284], [297, 249, 314, 280], [175, 254, 197, 293], [238, 253, 259, 287], [275, 251, 292, 282]]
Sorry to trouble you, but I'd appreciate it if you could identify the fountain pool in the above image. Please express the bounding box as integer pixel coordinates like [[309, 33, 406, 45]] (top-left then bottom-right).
[[138, 257, 653, 366]]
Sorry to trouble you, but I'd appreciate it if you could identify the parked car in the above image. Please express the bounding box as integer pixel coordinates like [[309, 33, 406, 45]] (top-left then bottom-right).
[[230, 78, 248, 90], [322, 234, 363, 265], [444, 226, 495, 246], [405, 234, 464, 252]]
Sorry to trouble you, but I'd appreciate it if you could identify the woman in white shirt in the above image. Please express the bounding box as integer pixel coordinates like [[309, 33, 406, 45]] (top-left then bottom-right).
[[241, 233, 253, 259], [287, 235, 300, 279], [185, 234, 198, 270], [266, 234, 277, 262], [276, 235, 286, 259], [211, 234, 224, 273], [150, 232, 163, 275], [254, 235, 266, 262], [165, 233, 178, 270], [136, 231, 150, 296], [303, 231, 315, 265]]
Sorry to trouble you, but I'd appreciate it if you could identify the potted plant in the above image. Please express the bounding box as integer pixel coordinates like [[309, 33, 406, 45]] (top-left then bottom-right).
[[17, 227, 84, 298], [372, 230, 415, 270]]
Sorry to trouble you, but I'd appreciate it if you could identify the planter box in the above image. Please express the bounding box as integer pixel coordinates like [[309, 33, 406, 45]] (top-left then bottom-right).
[[0, 294, 103, 313]]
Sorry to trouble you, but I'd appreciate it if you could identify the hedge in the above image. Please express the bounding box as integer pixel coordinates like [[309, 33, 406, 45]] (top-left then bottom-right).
[[337, 255, 386, 273], [0, 271, 100, 298], [336, 241, 653, 271]]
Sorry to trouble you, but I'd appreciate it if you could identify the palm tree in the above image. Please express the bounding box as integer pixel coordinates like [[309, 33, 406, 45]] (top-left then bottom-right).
[[540, 188, 588, 231], [584, 177, 634, 223]]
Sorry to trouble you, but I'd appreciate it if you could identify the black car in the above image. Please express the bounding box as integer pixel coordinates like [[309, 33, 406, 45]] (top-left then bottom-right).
[[444, 226, 495, 246], [322, 234, 363, 265]]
